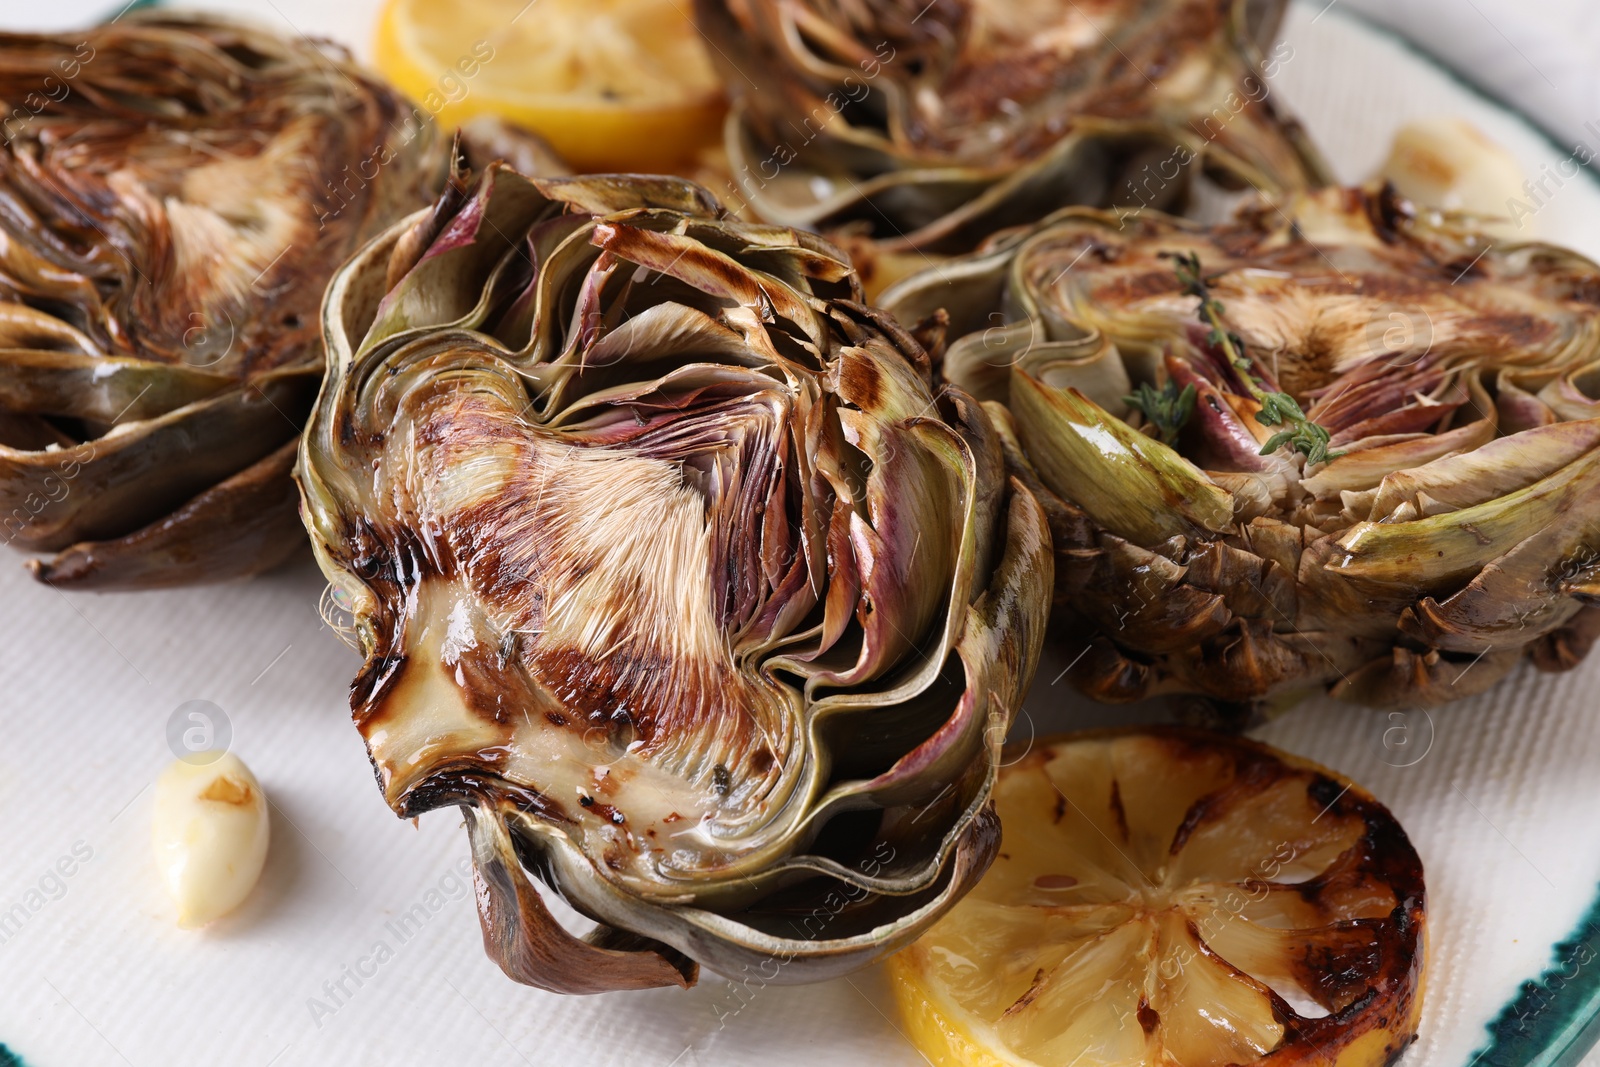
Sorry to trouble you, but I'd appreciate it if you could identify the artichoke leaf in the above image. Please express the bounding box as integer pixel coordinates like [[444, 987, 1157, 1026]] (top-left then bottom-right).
[[1334, 445, 1600, 591], [835, 127, 1122, 254], [0, 303, 100, 354], [367, 169, 726, 352], [366, 170, 559, 348], [30, 439, 303, 590], [526, 800, 1001, 982], [1538, 359, 1600, 422], [1496, 371, 1560, 435], [877, 243, 1017, 341], [531, 174, 725, 220], [591, 221, 830, 350], [0, 368, 314, 551], [1023, 338, 1133, 418], [1180, 618, 1320, 703], [941, 321, 1041, 404], [1300, 417, 1498, 499], [1301, 372, 1498, 498], [571, 297, 759, 373], [1398, 471, 1600, 652], [787, 412, 970, 692], [1070, 536, 1234, 654], [0, 349, 232, 425], [773, 343, 988, 694], [1169, 356, 1292, 475], [1368, 418, 1600, 521], [1009, 369, 1234, 546], [1534, 607, 1600, 672], [466, 807, 698, 994], [810, 476, 1051, 817], [1330, 646, 1522, 708]]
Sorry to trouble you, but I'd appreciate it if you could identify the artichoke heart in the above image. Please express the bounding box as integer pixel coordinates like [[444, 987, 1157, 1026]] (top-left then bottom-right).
[[692, 0, 1329, 283], [883, 184, 1600, 710], [298, 165, 1051, 992], [0, 14, 453, 588]]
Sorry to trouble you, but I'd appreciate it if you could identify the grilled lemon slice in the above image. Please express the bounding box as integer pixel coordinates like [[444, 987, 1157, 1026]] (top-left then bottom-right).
[[374, 0, 725, 172], [888, 728, 1425, 1066]]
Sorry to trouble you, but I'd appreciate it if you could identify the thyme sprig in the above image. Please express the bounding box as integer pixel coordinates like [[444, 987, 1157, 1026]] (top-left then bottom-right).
[[1124, 379, 1196, 446], [1163, 250, 1340, 467]]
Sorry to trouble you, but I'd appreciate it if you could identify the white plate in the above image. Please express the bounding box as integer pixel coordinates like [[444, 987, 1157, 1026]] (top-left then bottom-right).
[[3, 2, 1600, 1065]]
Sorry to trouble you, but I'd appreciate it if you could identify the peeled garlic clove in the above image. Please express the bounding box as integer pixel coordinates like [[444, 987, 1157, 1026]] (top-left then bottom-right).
[[1376, 117, 1526, 234], [152, 752, 269, 928]]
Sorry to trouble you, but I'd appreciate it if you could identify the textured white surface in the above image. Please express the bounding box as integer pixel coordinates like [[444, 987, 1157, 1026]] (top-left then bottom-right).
[[2, 1, 1600, 1065]]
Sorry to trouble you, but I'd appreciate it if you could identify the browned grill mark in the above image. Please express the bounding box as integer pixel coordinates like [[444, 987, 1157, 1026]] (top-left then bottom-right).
[[837, 352, 884, 409]]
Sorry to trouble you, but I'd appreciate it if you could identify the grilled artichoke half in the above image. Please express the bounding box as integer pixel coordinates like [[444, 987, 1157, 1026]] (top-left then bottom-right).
[[297, 165, 1051, 992], [0, 15, 449, 588], [693, 0, 1328, 268], [882, 185, 1600, 711]]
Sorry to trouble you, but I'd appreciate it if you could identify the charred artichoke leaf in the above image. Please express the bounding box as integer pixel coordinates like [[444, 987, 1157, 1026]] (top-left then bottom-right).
[[466, 807, 698, 994], [5, 368, 316, 552], [693, 0, 1329, 272], [0, 14, 452, 586], [298, 165, 1050, 990], [27, 439, 304, 591], [882, 184, 1600, 709]]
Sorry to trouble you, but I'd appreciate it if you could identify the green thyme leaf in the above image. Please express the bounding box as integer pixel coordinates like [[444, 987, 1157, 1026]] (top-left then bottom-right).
[[1123, 380, 1198, 446], [1160, 250, 1342, 467]]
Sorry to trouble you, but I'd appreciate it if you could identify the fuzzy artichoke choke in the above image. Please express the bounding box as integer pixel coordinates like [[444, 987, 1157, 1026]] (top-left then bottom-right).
[[297, 165, 1051, 992], [883, 185, 1600, 711]]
